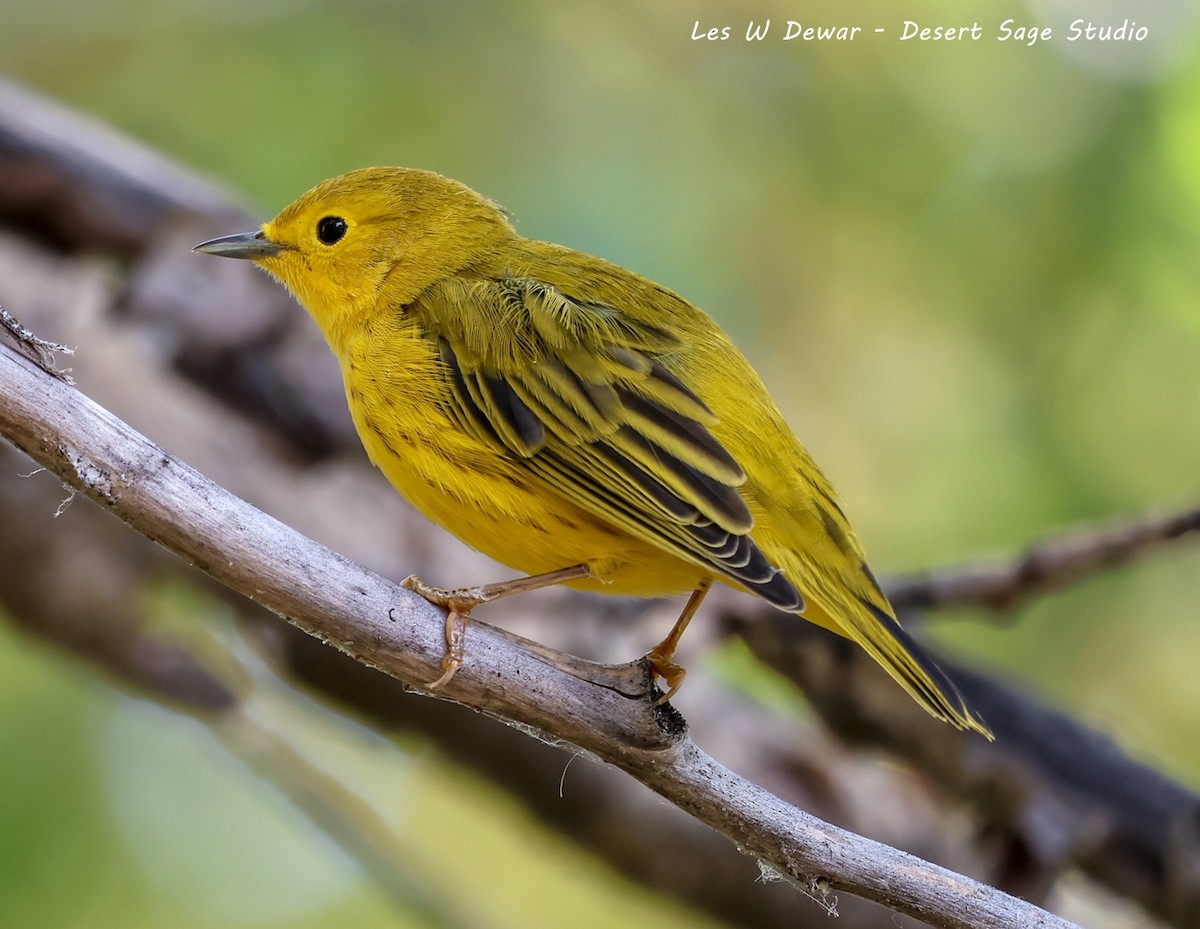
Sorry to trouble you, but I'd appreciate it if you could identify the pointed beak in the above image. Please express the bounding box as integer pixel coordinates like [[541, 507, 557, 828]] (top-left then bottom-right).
[[193, 230, 283, 260]]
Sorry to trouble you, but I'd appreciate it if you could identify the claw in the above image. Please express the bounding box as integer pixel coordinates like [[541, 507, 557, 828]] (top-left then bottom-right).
[[427, 609, 468, 690], [402, 575, 481, 689], [645, 646, 688, 706]]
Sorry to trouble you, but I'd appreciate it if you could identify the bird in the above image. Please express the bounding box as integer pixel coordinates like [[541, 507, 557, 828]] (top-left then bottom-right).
[[195, 166, 990, 736]]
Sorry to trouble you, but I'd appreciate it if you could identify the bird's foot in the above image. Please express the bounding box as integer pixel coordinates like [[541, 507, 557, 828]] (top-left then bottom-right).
[[641, 578, 711, 705], [401, 575, 486, 690], [644, 644, 688, 707], [402, 564, 591, 690]]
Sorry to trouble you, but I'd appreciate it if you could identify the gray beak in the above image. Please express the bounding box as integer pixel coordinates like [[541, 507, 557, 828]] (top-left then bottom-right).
[[193, 230, 283, 260]]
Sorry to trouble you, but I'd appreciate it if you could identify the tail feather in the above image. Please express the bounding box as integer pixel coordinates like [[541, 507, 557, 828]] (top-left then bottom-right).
[[852, 597, 992, 738]]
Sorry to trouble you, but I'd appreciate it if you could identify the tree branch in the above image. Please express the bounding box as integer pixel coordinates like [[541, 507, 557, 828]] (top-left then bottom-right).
[[886, 509, 1200, 614], [0, 328, 1078, 929]]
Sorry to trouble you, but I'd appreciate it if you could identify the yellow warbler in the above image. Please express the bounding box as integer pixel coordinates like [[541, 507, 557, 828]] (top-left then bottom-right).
[[196, 167, 989, 736]]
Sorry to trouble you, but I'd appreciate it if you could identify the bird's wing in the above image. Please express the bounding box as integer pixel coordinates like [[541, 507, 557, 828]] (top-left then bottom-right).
[[414, 275, 802, 610]]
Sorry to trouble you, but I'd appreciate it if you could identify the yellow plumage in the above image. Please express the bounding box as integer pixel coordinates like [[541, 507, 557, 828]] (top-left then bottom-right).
[[195, 166, 990, 737]]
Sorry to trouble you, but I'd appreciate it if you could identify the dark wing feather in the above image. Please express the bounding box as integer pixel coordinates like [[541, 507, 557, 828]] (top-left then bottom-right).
[[416, 275, 803, 611]]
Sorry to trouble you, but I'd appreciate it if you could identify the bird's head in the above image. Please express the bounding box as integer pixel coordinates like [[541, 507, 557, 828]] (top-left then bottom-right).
[[195, 166, 515, 346]]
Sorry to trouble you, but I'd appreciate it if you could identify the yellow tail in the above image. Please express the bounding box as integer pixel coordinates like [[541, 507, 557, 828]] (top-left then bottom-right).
[[806, 597, 993, 739]]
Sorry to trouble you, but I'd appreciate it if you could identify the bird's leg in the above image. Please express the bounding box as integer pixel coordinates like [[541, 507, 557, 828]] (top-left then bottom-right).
[[402, 564, 591, 689], [645, 577, 713, 705]]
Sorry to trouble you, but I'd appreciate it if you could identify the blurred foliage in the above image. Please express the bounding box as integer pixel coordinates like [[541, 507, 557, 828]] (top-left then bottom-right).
[[1, 0, 1199, 926]]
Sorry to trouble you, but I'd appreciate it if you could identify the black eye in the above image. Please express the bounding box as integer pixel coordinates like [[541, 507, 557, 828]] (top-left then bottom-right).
[[316, 216, 347, 245]]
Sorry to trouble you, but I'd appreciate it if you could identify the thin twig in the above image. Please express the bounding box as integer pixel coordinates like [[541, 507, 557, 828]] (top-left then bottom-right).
[[0, 304, 74, 382], [0, 335, 1078, 929], [886, 508, 1200, 613]]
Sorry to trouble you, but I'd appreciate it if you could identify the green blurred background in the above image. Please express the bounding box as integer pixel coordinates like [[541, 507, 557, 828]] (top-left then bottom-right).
[[2, 0, 1199, 926]]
